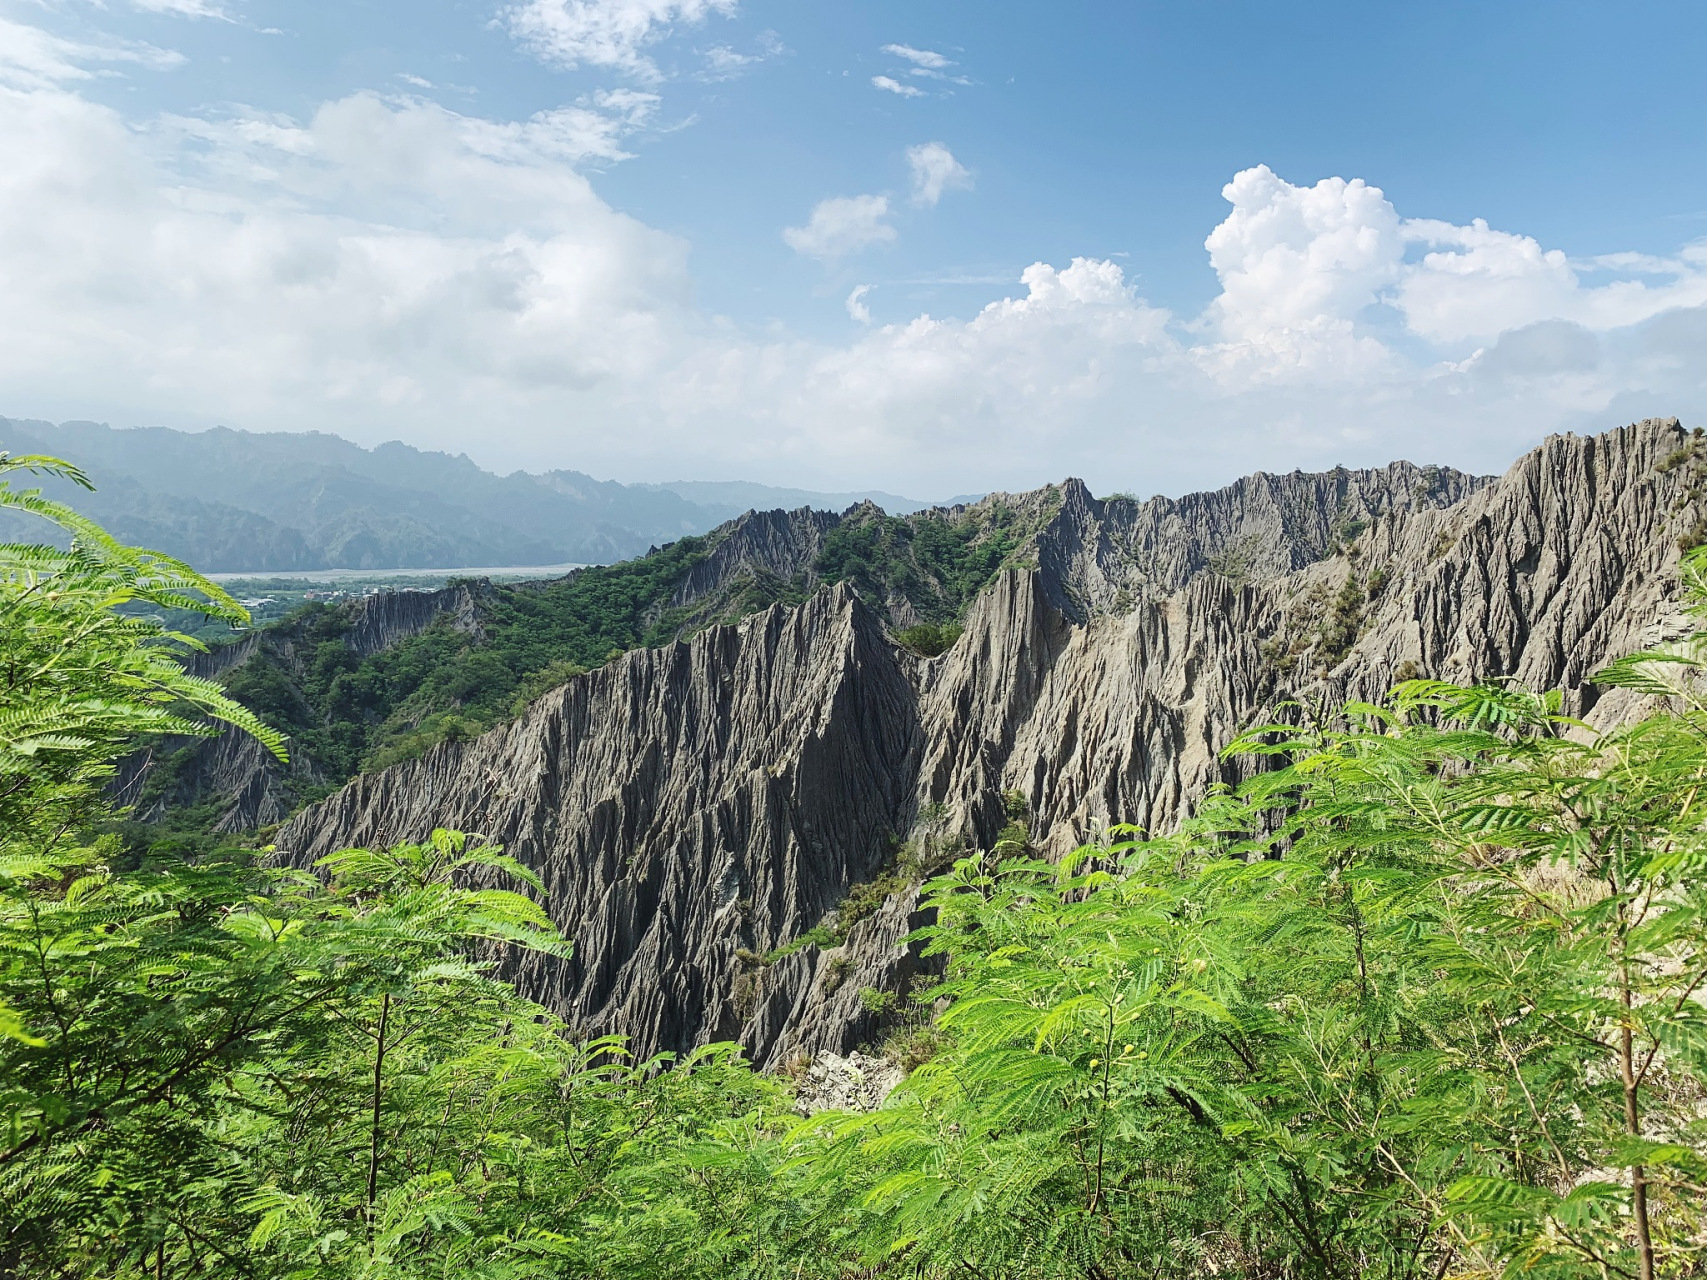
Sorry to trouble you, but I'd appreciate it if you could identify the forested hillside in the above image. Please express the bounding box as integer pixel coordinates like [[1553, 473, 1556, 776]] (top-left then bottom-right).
[[0, 418, 937, 570], [3, 445, 1704, 1279]]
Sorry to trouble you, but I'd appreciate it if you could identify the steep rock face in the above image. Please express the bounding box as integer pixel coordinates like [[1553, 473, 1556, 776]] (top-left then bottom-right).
[[340, 583, 487, 657], [1033, 463, 1486, 619], [666, 507, 839, 611], [278, 586, 924, 1067], [275, 419, 1702, 1066], [937, 420, 1697, 856]]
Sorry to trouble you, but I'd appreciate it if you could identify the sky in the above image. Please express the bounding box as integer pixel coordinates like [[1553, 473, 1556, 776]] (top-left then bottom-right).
[[1, 1, 1705, 499]]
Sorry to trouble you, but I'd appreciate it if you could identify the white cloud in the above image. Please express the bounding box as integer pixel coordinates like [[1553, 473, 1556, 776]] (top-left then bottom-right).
[[1193, 165, 1707, 387], [1194, 165, 1401, 381], [521, 89, 661, 163], [698, 31, 783, 80], [882, 43, 950, 69], [128, 0, 232, 18], [782, 195, 895, 259], [0, 82, 696, 457], [397, 73, 435, 89], [906, 141, 970, 207], [877, 43, 968, 87], [1397, 219, 1707, 343], [0, 16, 183, 89], [700, 45, 753, 76], [871, 75, 922, 98], [503, 0, 737, 81], [1, 23, 1705, 499]]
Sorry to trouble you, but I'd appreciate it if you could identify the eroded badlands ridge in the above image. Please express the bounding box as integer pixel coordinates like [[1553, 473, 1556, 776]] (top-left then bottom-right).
[[275, 419, 1702, 1067]]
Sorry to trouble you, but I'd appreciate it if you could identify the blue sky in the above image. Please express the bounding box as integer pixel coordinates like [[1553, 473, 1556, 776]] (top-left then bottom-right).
[[2, 0, 1705, 497]]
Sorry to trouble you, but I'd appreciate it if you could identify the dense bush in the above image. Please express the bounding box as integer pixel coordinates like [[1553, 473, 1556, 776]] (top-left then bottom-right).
[[816, 674, 1707, 1278], [0, 456, 827, 1278], [895, 621, 962, 657]]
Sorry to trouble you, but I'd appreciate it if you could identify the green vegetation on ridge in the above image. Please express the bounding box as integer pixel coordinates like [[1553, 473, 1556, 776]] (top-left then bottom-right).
[[816, 500, 1029, 623], [216, 535, 713, 785]]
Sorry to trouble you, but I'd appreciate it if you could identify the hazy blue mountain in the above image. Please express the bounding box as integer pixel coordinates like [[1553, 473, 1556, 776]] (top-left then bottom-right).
[[0, 418, 936, 571], [643, 480, 943, 521]]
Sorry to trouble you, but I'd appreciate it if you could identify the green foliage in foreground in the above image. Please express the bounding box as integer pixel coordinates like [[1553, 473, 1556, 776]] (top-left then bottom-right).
[[3, 464, 1706, 1278], [820, 676, 1707, 1279], [0, 451, 284, 837], [0, 475, 816, 1277]]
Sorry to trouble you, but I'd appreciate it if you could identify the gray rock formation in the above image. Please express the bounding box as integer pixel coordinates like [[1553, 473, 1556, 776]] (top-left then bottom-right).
[[146, 459, 1484, 837], [273, 419, 1703, 1068], [666, 507, 838, 610]]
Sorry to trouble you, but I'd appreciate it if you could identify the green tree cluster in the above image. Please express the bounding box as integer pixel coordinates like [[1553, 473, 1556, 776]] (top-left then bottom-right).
[[214, 535, 713, 785], [815, 503, 1026, 624]]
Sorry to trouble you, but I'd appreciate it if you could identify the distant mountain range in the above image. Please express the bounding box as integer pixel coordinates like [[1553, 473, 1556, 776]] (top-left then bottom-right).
[[0, 418, 953, 570]]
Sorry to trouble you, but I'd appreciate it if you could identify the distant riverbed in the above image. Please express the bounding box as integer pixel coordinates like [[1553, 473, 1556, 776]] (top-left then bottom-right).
[[205, 563, 589, 584]]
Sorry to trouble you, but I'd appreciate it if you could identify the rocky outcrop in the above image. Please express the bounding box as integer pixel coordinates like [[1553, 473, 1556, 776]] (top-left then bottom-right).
[[667, 507, 839, 611], [1032, 461, 1486, 618], [340, 583, 487, 657], [794, 1051, 905, 1115], [274, 419, 1704, 1068], [638, 460, 1485, 634]]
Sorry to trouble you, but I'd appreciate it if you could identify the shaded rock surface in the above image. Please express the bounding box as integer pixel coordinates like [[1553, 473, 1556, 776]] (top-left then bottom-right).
[[271, 419, 1704, 1066]]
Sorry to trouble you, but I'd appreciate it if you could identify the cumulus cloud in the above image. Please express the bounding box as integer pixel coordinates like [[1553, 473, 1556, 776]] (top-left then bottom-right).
[[871, 75, 922, 98], [652, 258, 1181, 485], [1, 20, 1705, 497], [782, 195, 895, 259], [1398, 220, 1707, 343], [907, 141, 970, 206], [882, 44, 950, 69], [1194, 164, 1707, 389], [1194, 165, 1401, 381], [0, 82, 696, 461], [502, 0, 737, 81]]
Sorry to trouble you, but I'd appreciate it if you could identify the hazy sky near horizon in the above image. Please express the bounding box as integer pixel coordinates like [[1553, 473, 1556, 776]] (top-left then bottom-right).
[[1, 1, 1705, 497]]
